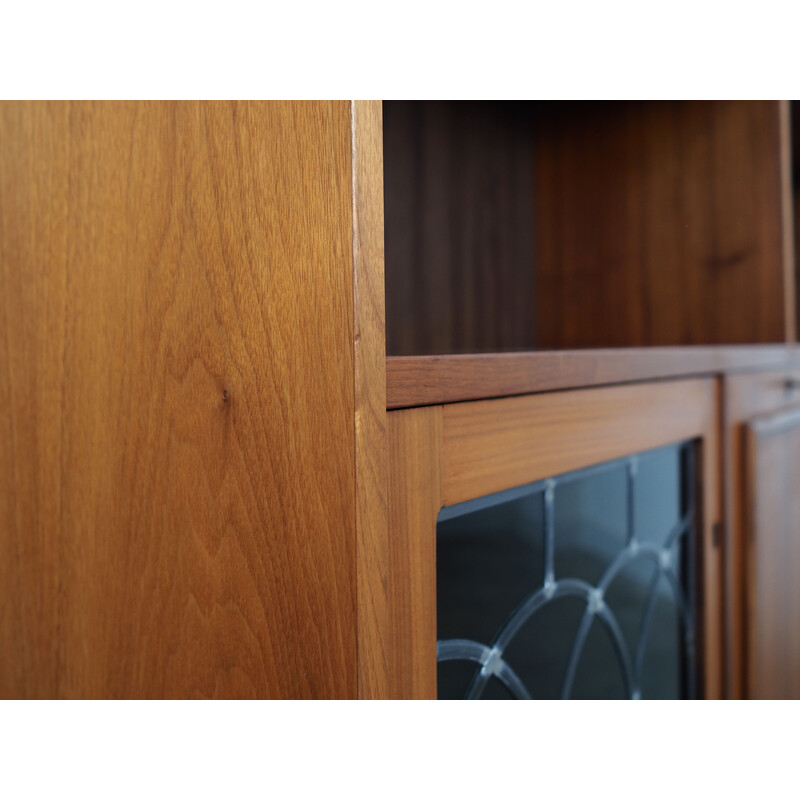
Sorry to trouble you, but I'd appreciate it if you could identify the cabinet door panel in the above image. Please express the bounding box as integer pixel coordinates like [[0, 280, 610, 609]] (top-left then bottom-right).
[[746, 407, 800, 699], [388, 377, 723, 698], [724, 366, 800, 698]]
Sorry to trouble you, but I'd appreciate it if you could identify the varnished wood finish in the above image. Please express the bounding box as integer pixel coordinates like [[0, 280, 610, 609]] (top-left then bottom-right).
[[351, 101, 390, 699], [388, 380, 722, 699], [383, 101, 536, 356], [779, 101, 796, 344], [384, 101, 788, 356], [701, 378, 724, 700], [745, 407, 800, 699], [793, 101, 800, 335], [387, 406, 442, 700], [536, 101, 786, 349], [0, 101, 359, 698], [386, 346, 800, 409], [440, 378, 722, 698], [723, 364, 800, 698], [440, 377, 715, 495]]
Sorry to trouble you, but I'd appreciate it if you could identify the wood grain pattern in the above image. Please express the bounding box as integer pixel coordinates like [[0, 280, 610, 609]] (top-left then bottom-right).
[[779, 100, 796, 344], [386, 346, 800, 409], [723, 364, 800, 698], [535, 101, 786, 349], [387, 381, 722, 698], [383, 101, 536, 356], [384, 101, 788, 356], [386, 406, 442, 699], [700, 378, 724, 700], [441, 378, 723, 697], [745, 407, 800, 699], [794, 100, 800, 337], [351, 101, 390, 699], [443, 378, 719, 508], [0, 101, 358, 698]]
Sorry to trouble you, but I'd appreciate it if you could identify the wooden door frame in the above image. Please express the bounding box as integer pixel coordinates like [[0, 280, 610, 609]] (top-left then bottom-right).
[[387, 377, 723, 699], [745, 406, 800, 698], [723, 365, 800, 698]]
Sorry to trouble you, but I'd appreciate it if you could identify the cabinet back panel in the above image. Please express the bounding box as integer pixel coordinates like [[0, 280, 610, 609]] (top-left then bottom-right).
[[536, 101, 785, 348], [384, 101, 787, 355], [384, 101, 536, 355]]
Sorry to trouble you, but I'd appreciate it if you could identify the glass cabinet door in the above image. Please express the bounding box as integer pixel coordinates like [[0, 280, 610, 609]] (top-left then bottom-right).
[[386, 378, 721, 699], [436, 443, 699, 700]]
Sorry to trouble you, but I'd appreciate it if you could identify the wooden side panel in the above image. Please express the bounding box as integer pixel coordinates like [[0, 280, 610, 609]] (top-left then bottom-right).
[[351, 101, 390, 699], [536, 101, 786, 348], [0, 101, 358, 698], [442, 378, 717, 507], [746, 408, 800, 699], [387, 407, 442, 699]]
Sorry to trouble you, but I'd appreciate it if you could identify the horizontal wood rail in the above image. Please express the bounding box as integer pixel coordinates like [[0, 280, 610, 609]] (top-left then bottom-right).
[[387, 346, 800, 409]]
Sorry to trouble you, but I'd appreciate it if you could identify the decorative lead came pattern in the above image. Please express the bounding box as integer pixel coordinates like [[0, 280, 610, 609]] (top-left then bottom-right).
[[436, 444, 697, 699]]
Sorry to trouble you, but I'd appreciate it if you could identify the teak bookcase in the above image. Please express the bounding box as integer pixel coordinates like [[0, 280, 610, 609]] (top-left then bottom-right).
[[1, 100, 798, 698]]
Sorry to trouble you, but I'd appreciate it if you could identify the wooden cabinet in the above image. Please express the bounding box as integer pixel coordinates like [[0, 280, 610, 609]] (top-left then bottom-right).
[[1, 100, 800, 698], [382, 100, 800, 700]]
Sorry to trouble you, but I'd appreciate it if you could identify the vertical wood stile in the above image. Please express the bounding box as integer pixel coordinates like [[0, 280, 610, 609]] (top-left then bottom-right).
[[387, 407, 442, 699], [351, 101, 391, 699]]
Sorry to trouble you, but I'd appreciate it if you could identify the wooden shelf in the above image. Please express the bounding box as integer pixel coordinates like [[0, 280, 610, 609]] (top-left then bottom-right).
[[386, 345, 800, 409]]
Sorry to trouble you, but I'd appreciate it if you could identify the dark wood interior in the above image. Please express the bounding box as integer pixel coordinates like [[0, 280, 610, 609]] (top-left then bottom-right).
[[384, 101, 790, 356], [793, 99, 800, 333], [383, 101, 537, 355]]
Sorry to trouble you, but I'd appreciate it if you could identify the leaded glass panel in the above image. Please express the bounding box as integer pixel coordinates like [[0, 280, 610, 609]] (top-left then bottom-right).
[[436, 442, 697, 700]]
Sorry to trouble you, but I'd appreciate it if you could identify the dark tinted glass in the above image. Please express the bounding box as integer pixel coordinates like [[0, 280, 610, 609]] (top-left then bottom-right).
[[436, 443, 696, 700]]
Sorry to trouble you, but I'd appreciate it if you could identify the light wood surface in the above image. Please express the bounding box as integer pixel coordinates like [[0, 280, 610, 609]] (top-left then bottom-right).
[[443, 379, 718, 507], [351, 101, 390, 699], [0, 101, 360, 698], [723, 365, 800, 698], [387, 407, 441, 699], [746, 407, 800, 698], [386, 346, 800, 409]]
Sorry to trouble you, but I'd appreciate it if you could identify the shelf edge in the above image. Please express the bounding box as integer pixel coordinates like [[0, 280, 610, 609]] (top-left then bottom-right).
[[387, 346, 800, 409]]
